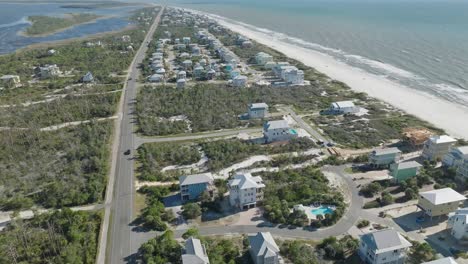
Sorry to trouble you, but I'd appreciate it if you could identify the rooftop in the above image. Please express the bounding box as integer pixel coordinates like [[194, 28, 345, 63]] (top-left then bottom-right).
[[249, 103, 268, 109], [229, 173, 265, 190], [360, 229, 411, 254], [371, 147, 402, 156], [264, 120, 289, 130], [428, 135, 457, 144], [248, 232, 280, 258], [332, 100, 355, 109], [182, 237, 210, 264], [422, 257, 458, 264], [419, 188, 466, 205], [393, 161, 422, 170], [179, 173, 213, 186]]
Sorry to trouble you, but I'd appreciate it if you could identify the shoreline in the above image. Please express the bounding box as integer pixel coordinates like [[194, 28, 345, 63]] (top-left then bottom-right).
[[204, 13, 468, 140], [13, 24, 136, 53], [18, 14, 114, 38]]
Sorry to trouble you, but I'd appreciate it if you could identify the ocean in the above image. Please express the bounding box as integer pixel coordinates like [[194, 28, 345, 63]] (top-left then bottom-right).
[[164, 0, 468, 108], [0, 2, 146, 54]]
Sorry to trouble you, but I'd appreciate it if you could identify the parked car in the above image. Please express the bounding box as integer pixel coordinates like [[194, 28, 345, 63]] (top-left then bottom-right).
[[124, 149, 131, 155]]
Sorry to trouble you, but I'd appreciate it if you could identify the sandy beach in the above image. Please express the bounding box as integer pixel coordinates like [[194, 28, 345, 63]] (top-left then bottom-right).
[[205, 14, 468, 140]]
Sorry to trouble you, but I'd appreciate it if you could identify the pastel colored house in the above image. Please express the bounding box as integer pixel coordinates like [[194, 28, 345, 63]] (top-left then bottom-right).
[[228, 173, 265, 210], [368, 147, 402, 168], [390, 161, 422, 182], [330, 100, 358, 114], [182, 237, 210, 264], [358, 229, 411, 264], [442, 146, 468, 182], [263, 120, 298, 143], [0, 75, 21, 88], [423, 257, 458, 264], [456, 159, 468, 183], [248, 103, 269, 119], [422, 135, 457, 161], [248, 232, 283, 264], [418, 188, 466, 218], [179, 173, 214, 202], [447, 208, 468, 242], [255, 52, 273, 66], [232, 75, 248, 87], [193, 66, 204, 79]]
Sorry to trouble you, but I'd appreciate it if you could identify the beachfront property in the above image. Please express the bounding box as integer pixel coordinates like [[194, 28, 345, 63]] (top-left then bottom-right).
[[422, 135, 457, 161], [423, 258, 459, 264], [263, 120, 298, 143], [182, 237, 210, 264], [248, 103, 269, 119], [81, 72, 94, 83], [248, 232, 283, 264], [447, 208, 468, 242], [389, 161, 422, 182], [255, 52, 274, 66], [218, 47, 239, 64], [443, 146, 468, 167], [232, 75, 248, 87], [36, 64, 60, 79], [329, 100, 358, 114], [456, 159, 468, 182], [368, 147, 402, 168], [283, 67, 304, 85], [358, 229, 412, 264], [418, 188, 466, 218], [0, 75, 21, 88], [228, 173, 265, 210], [177, 78, 187, 89], [179, 173, 215, 202]]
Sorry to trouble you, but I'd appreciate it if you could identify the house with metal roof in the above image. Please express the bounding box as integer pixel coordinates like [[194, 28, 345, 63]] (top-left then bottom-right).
[[447, 208, 468, 242], [263, 119, 298, 143], [418, 188, 466, 218], [423, 257, 458, 264], [248, 232, 283, 264], [179, 173, 214, 202], [368, 147, 402, 168], [228, 173, 265, 210], [390, 161, 422, 182], [248, 103, 269, 119], [358, 229, 412, 264], [329, 100, 358, 114], [422, 135, 457, 161], [182, 237, 210, 264]]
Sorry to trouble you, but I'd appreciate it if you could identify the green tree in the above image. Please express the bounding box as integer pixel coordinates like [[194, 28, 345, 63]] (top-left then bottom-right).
[[182, 203, 202, 219]]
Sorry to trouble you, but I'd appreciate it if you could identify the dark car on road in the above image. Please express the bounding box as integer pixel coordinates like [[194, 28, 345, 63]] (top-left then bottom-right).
[[124, 149, 131, 155]]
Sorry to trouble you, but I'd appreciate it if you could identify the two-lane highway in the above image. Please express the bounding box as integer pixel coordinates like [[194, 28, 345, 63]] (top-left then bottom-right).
[[103, 6, 165, 264]]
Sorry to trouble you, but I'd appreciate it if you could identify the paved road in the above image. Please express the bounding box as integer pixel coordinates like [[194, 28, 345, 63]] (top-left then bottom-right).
[[135, 128, 262, 147], [282, 106, 328, 143], [104, 7, 164, 264]]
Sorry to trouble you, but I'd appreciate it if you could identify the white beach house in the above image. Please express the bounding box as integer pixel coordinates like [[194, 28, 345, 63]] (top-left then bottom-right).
[[447, 208, 468, 242], [228, 173, 265, 210], [418, 188, 466, 218], [358, 229, 412, 264], [330, 100, 358, 114], [182, 237, 210, 264], [263, 120, 298, 143], [368, 147, 402, 167], [422, 135, 457, 161], [232, 75, 248, 87], [255, 52, 274, 66]]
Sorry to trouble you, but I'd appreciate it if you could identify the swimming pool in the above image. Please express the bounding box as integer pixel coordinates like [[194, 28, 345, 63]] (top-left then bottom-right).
[[311, 206, 334, 216]]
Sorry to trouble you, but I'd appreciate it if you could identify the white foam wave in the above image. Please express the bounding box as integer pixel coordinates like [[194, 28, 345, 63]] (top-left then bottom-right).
[[0, 17, 30, 29]]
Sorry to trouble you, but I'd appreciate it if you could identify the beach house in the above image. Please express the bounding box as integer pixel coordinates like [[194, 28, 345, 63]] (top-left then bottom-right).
[[228, 173, 265, 210], [232, 75, 248, 87], [255, 52, 273, 66], [182, 237, 210, 264], [37, 64, 60, 79], [329, 101, 358, 114], [179, 173, 214, 202], [177, 78, 186, 89], [177, 70, 187, 80], [248, 103, 269, 119], [0, 75, 21, 88], [447, 208, 468, 243], [418, 188, 466, 218], [390, 161, 422, 182], [263, 120, 297, 143], [182, 60, 193, 70], [248, 232, 283, 264], [283, 67, 304, 85], [183, 37, 191, 44], [358, 229, 412, 264], [422, 135, 457, 161], [422, 257, 459, 264], [81, 72, 94, 83], [148, 74, 163, 83], [443, 146, 468, 167], [192, 46, 201, 56], [193, 66, 205, 79], [368, 148, 402, 168], [456, 159, 468, 182]]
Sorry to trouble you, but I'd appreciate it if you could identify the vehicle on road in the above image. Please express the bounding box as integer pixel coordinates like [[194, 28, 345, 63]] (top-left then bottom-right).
[[124, 149, 131, 155]]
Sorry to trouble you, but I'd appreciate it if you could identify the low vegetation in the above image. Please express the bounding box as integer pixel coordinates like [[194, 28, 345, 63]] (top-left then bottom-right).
[[25, 13, 101, 36], [137, 185, 178, 231], [0, 209, 101, 264]]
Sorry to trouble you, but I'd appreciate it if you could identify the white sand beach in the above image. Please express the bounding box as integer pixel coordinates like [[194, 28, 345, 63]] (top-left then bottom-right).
[[206, 14, 468, 139]]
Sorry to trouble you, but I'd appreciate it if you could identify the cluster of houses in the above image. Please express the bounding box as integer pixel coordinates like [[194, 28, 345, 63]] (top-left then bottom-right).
[[255, 52, 304, 86], [179, 172, 265, 210], [148, 39, 170, 83], [182, 231, 283, 264]]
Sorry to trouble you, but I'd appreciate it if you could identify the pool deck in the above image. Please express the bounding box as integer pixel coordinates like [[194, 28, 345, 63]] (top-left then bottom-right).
[[294, 204, 336, 221]]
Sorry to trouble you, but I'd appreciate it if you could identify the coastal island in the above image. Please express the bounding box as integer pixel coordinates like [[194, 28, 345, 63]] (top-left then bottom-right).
[[23, 13, 102, 37]]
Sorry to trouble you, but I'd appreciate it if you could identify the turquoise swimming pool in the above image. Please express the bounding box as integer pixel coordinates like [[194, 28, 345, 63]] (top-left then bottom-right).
[[311, 206, 334, 216]]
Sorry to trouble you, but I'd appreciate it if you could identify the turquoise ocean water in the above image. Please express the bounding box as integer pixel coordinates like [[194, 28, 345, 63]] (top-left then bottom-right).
[[163, 0, 468, 106]]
